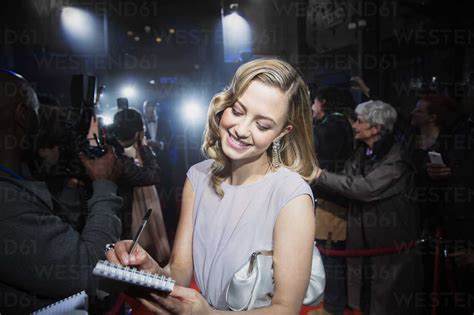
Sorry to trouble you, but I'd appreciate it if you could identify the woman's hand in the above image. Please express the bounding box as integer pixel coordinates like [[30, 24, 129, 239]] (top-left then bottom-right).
[[105, 240, 161, 274], [426, 163, 452, 180], [138, 285, 213, 315], [350, 76, 370, 97]]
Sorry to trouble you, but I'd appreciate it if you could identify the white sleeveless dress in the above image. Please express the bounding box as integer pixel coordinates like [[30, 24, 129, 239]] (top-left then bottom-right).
[[187, 159, 314, 309]]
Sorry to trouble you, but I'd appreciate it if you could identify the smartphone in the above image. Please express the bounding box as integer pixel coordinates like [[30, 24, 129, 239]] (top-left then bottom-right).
[[428, 151, 444, 165]]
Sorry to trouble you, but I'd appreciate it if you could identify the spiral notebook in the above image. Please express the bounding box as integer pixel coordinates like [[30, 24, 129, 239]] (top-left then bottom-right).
[[31, 290, 88, 314], [93, 260, 175, 292]]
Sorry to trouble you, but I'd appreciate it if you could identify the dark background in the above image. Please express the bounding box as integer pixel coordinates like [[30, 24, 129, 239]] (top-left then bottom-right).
[[1, 0, 473, 202]]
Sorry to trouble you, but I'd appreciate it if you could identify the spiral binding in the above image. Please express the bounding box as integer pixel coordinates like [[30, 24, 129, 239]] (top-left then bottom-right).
[[31, 290, 87, 314], [93, 260, 175, 292]]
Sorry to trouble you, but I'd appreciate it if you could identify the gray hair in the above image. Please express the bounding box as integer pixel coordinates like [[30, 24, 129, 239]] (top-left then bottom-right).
[[355, 100, 397, 134]]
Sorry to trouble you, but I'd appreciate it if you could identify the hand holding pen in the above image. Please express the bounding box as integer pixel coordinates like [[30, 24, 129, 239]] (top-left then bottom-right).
[[104, 209, 162, 274], [129, 208, 153, 254]]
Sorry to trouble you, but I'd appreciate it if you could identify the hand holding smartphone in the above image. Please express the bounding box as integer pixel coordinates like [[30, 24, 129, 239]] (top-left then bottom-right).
[[426, 151, 451, 180], [428, 151, 444, 165]]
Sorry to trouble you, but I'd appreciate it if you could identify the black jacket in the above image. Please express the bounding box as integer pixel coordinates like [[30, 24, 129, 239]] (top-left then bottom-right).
[[312, 112, 354, 207], [0, 178, 122, 314], [406, 114, 474, 241], [315, 137, 422, 314], [114, 143, 161, 238]]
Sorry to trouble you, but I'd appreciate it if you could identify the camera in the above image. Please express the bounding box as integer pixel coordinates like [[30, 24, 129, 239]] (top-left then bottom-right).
[[58, 75, 107, 177]]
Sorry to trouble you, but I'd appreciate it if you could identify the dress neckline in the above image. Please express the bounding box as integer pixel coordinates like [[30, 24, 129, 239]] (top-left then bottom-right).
[[221, 167, 287, 189]]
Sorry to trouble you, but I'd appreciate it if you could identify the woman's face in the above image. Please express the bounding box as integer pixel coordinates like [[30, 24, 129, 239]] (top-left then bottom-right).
[[219, 80, 292, 166], [352, 115, 380, 146], [411, 100, 434, 127]]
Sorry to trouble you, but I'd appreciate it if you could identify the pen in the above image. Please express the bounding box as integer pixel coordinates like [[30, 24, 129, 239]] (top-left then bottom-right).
[[128, 208, 153, 255]]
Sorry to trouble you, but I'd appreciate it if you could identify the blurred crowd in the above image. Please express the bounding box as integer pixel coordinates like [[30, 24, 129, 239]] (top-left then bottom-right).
[[0, 68, 473, 315]]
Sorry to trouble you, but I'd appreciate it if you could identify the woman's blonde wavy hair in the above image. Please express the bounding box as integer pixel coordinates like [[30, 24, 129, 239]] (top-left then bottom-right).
[[202, 58, 318, 197]]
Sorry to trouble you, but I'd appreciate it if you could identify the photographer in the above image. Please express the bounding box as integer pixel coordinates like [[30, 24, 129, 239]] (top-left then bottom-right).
[[0, 70, 123, 314], [111, 108, 169, 263]]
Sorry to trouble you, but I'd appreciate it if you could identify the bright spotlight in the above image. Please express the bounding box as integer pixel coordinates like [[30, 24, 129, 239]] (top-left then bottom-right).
[[120, 86, 136, 98], [222, 12, 252, 62], [182, 101, 202, 123], [61, 7, 94, 40], [100, 115, 113, 126]]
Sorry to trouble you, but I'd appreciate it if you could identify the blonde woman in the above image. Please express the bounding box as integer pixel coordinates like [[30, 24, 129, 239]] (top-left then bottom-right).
[[106, 58, 319, 314]]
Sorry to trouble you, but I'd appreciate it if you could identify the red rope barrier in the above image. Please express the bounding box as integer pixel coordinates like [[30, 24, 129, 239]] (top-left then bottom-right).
[[316, 240, 418, 257], [431, 229, 442, 315]]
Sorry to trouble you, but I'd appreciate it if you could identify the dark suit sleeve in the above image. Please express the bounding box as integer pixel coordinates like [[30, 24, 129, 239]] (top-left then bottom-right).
[[118, 146, 161, 187], [313, 116, 354, 207], [316, 118, 353, 172]]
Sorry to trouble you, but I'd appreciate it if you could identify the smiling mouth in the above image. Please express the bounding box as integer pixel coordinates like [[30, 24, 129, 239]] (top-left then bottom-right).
[[228, 131, 251, 148]]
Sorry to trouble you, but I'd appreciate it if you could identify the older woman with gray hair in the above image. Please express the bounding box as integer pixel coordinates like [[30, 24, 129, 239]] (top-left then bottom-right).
[[313, 100, 421, 315]]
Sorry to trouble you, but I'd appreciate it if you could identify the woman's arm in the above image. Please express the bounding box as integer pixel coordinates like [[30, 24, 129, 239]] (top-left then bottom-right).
[[118, 145, 161, 187], [246, 194, 316, 314], [105, 178, 195, 286], [315, 160, 409, 202], [168, 178, 195, 286]]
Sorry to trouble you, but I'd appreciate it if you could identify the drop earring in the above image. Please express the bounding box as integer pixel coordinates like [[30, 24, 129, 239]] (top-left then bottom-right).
[[272, 139, 282, 169]]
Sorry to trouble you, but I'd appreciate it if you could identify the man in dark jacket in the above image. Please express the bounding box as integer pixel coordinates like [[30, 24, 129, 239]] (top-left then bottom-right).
[[311, 87, 354, 315], [408, 95, 474, 314], [0, 70, 122, 313], [111, 108, 162, 239], [314, 100, 422, 315]]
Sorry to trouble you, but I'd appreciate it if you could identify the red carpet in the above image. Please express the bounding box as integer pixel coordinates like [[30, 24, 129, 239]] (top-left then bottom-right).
[[120, 278, 362, 315]]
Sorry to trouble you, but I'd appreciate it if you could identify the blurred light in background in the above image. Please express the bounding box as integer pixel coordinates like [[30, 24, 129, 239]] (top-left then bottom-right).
[[100, 115, 113, 125], [182, 101, 203, 124], [181, 99, 205, 169], [61, 7, 102, 52], [222, 11, 252, 63], [61, 7, 94, 40], [120, 85, 137, 98]]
